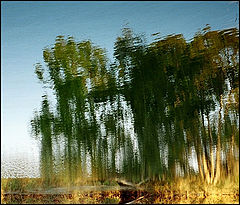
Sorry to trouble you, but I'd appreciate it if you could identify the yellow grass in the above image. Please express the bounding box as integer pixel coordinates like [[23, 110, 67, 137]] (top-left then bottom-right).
[[1, 174, 239, 204]]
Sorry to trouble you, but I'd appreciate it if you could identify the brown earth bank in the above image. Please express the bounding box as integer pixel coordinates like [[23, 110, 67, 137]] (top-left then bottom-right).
[[1, 189, 239, 204]]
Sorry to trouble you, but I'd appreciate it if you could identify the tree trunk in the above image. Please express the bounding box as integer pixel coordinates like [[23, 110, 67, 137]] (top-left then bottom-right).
[[192, 124, 204, 181], [207, 113, 215, 184], [214, 94, 223, 185], [202, 152, 211, 184]]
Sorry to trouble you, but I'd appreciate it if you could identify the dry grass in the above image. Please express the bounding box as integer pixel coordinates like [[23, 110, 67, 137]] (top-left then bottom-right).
[[1, 178, 43, 193], [61, 191, 121, 204], [145, 175, 239, 204], [1, 175, 239, 204], [1, 187, 4, 204]]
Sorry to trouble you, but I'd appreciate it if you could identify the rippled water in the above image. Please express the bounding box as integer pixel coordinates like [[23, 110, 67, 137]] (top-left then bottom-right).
[[1, 153, 39, 178], [19, 26, 239, 186], [1, 23, 239, 190]]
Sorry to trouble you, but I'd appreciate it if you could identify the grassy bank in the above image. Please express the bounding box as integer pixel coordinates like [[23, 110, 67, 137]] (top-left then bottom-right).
[[1, 176, 239, 204]]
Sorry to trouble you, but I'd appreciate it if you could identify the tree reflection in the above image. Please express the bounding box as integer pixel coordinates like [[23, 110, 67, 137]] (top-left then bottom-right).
[[31, 26, 239, 186]]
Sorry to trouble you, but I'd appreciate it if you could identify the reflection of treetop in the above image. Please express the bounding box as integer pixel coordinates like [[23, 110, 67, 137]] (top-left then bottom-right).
[[36, 36, 109, 94], [31, 26, 239, 185]]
